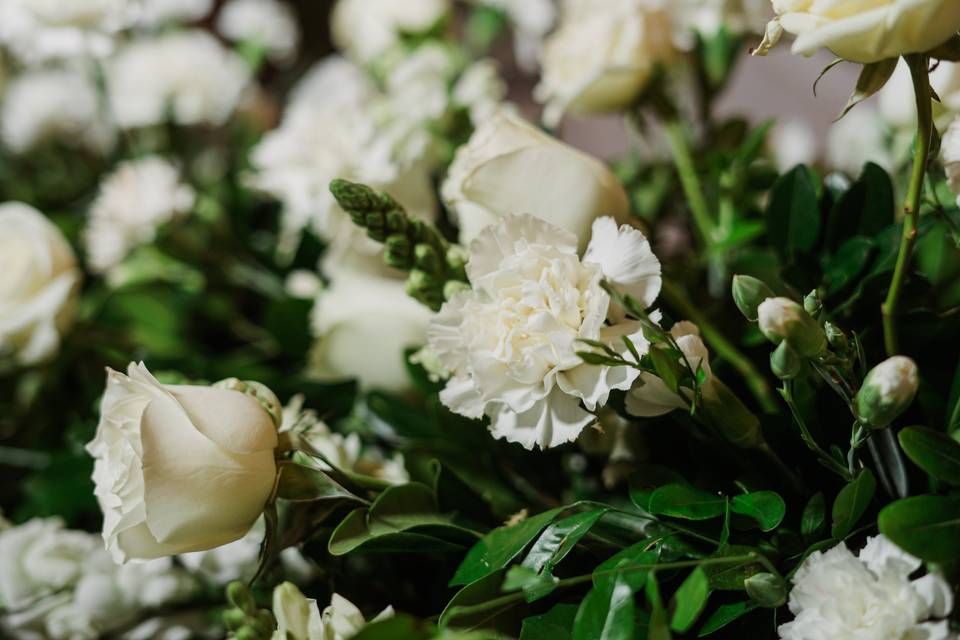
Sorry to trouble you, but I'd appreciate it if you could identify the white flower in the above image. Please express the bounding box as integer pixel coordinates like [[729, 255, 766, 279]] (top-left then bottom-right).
[[0, 202, 81, 366], [330, 0, 450, 64], [943, 116, 960, 205], [0, 0, 134, 62], [669, 0, 770, 47], [310, 271, 433, 394], [469, 0, 557, 72], [757, 297, 825, 357], [84, 156, 195, 275], [442, 109, 630, 250], [626, 321, 707, 417], [769, 119, 818, 173], [85, 362, 279, 563], [272, 583, 393, 640], [879, 60, 960, 130], [779, 535, 955, 640], [826, 106, 893, 177], [138, 0, 213, 27], [1, 67, 115, 154], [452, 59, 509, 125], [757, 0, 960, 64], [216, 0, 300, 64], [428, 215, 660, 450], [105, 30, 251, 129], [856, 355, 920, 428], [535, 0, 676, 127]]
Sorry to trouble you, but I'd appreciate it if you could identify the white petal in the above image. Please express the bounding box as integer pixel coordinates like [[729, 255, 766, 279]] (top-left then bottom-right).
[[858, 534, 922, 578], [912, 573, 954, 619], [583, 217, 661, 309], [489, 391, 594, 450], [466, 213, 578, 284], [624, 373, 687, 418]]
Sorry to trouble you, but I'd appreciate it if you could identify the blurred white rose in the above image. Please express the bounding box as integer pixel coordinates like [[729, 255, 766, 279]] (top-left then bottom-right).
[[879, 59, 960, 129], [535, 0, 675, 126], [1, 67, 115, 154], [137, 0, 213, 26], [443, 109, 630, 249], [670, 0, 770, 48], [216, 0, 300, 64], [769, 119, 818, 173], [331, 0, 450, 64], [0, 0, 134, 62], [780, 535, 954, 639], [86, 362, 279, 562], [428, 215, 660, 449], [84, 156, 195, 275], [452, 59, 509, 125], [106, 30, 251, 128], [310, 271, 432, 394], [469, 0, 557, 72], [942, 116, 960, 205], [272, 583, 393, 640], [826, 106, 893, 176], [757, 0, 960, 63], [0, 202, 81, 366]]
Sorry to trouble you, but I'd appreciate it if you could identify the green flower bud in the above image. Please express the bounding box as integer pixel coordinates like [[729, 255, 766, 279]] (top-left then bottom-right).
[[732, 275, 776, 321], [446, 245, 469, 271], [855, 356, 919, 429], [744, 572, 787, 608], [385, 209, 408, 234], [414, 243, 441, 273], [385, 234, 412, 269], [770, 341, 801, 380], [803, 289, 822, 318], [443, 280, 471, 300], [234, 627, 262, 640], [226, 581, 257, 614], [222, 608, 248, 631], [757, 297, 826, 357]]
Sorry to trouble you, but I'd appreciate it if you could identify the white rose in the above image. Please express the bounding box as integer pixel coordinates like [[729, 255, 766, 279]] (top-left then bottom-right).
[[670, 0, 771, 47], [85, 362, 279, 562], [216, 0, 300, 64], [442, 109, 630, 250], [758, 0, 960, 64], [428, 215, 661, 450], [310, 271, 432, 394], [0, 67, 115, 154], [535, 0, 676, 126], [780, 535, 954, 639], [137, 0, 213, 27], [272, 583, 392, 640], [825, 105, 894, 176], [0, 202, 81, 366], [84, 156, 195, 274], [768, 119, 818, 173], [331, 0, 450, 64], [943, 116, 960, 204], [0, 0, 134, 62], [105, 30, 251, 129], [452, 59, 508, 125]]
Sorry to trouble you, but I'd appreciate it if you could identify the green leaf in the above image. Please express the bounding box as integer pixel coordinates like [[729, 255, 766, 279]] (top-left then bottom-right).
[[948, 357, 960, 435], [822, 237, 874, 295], [440, 570, 526, 634], [645, 572, 671, 640], [573, 570, 637, 640], [899, 426, 960, 484], [831, 468, 876, 539], [593, 544, 659, 592], [765, 166, 820, 261], [879, 495, 960, 563], [669, 568, 710, 633], [649, 484, 726, 521], [648, 347, 682, 395], [275, 461, 361, 503], [840, 58, 899, 118], [731, 491, 786, 532], [697, 601, 756, 636], [628, 466, 686, 512], [800, 493, 826, 540], [701, 546, 764, 591], [522, 509, 607, 576], [450, 508, 563, 586], [350, 614, 437, 640], [520, 604, 577, 640]]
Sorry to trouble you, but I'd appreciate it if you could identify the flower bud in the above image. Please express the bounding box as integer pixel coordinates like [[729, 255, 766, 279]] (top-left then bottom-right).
[[803, 290, 822, 318], [824, 322, 849, 352], [757, 297, 826, 357], [770, 341, 801, 380], [731, 275, 775, 322], [855, 356, 919, 428], [745, 572, 787, 608]]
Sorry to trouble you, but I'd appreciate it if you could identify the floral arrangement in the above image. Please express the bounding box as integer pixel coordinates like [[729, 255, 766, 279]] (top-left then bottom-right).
[[2, 1, 960, 639]]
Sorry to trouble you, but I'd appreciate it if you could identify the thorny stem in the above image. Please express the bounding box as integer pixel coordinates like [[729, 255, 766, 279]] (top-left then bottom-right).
[[882, 54, 933, 357]]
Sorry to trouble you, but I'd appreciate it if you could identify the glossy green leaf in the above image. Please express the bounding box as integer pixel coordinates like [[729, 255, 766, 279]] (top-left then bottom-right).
[[765, 166, 820, 261], [440, 570, 526, 634], [593, 543, 659, 592], [878, 495, 960, 563], [670, 568, 710, 633], [645, 572, 671, 640], [572, 570, 637, 640], [649, 484, 726, 521], [450, 508, 562, 586], [800, 493, 826, 540], [702, 546, 764, 591], [522, 509, 607, 575], [520, 604, 577, 640], [831, 468, 875, 539], [731, 491, 786, 532], [898, 426, 960, 484], [628, 466, 687, 512], [697, 601, 756, 636], [275, 461, 361, 503]]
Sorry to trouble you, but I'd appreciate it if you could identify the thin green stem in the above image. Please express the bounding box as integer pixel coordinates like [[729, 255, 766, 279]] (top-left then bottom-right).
[[882, 54, 933, 357], [780, 382, 852, 481], [661, 279, 779, 413], [662, 118, 717, 247]]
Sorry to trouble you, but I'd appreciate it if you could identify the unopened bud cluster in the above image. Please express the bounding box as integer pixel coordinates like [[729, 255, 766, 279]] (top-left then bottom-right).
[[223, 582, 275, 640]]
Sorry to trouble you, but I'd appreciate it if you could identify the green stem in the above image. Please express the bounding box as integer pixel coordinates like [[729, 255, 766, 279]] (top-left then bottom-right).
[[780, 382, 852, 481], [662, 118, 717, 247], [882, 54, 933, 357], [661, 279, 779, 413]]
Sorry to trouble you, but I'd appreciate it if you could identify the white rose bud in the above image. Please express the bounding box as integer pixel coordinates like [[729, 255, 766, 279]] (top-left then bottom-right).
[[442, 109, 630, 250], [535, 0, 675, 126], [757, 297, 826, 358], [758, 0, 960, 64], [85, 362, 279, 562], [941, 116, 960, 206], [0, 202, 81, 366], [855, 356, 919, 429]]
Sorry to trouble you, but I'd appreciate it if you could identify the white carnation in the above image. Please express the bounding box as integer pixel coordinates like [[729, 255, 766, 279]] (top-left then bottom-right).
[[105, 30, 251, 129], [469, 0, 557, 71], [626, 321, 706, 417], [780, 535, 955, 640], [84, 156, 195, 274], [272, 584, 393, 640], [216, 0, 300, 64], [0, 0, 134, 62], [428, 215, 660, 450], [452, 59, 509, 125], [137, 0, 213, 27], [1, 67, 114, 154], [331, 0, 450, 64]]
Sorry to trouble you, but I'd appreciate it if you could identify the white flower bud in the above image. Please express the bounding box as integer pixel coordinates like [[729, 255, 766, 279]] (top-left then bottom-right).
[[757, 297, 826, 358], [855, 356, 919, 429]]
